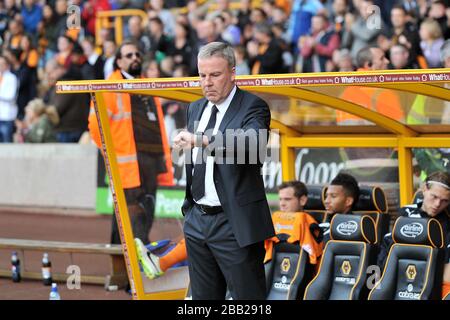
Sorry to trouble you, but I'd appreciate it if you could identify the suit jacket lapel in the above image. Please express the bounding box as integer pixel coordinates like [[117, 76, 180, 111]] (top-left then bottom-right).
[[218, 87, 243, 133]]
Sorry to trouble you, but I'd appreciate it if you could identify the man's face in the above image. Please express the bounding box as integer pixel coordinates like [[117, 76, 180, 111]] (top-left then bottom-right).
[[359, 0, 372, 20], [128, 17, 142, 37], [333, 0, 347, 15], [198, 56, 235, 104], [278, 187, 306, 212], [445, 56, 450, 68], [391, 8, 406, 29], [103, 41, 116, 57], [443, 47, 450, 68], [24, 0, 34, 8], [370, 47, 389, 70], [55, 0, 67, 15], [429, 3, 446, 19], [0, 57, 9, 73], [197, 20, 215, 40], [57, 36, 71, 52], [421, 184, 450, 217], [311, 16, 325, 34], [324, 185, 353, 214], [390, 46, 409, 69], [117, 44, 142, 76]]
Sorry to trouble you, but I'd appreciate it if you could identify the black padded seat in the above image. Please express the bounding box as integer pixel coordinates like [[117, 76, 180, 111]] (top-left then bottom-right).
[[368, 217, 444, 300], [265, 233, 315, 300], [304, 214, 376, 300]]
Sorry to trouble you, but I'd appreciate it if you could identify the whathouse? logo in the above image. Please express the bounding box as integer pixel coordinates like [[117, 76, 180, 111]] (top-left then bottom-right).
[[400, 223, 423, 238], [336, 221, 358, 236]]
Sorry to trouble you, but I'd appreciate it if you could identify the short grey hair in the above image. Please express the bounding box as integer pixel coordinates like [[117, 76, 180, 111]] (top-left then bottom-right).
[[356, 46, 374, 68], [198, 42, 236, 69], [339, 48, 352, 59], [441, 39, 450, 63]]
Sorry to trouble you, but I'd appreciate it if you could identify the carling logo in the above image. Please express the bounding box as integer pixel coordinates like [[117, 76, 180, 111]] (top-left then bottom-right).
[[336, 221, 358, 236], [400, 223, 423, 238]]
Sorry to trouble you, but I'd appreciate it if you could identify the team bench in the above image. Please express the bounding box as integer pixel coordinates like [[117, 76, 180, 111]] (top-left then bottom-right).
[[0, 238, 128, 289]]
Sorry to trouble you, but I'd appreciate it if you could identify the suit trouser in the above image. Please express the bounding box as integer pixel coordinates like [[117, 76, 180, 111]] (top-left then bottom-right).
[[183, 204, 266, 300]]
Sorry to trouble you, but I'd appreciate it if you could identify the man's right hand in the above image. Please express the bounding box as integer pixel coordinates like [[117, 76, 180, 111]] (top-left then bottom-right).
[[173, 130, 195, 150]]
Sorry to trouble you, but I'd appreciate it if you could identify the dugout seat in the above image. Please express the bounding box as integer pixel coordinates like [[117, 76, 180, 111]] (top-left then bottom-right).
[[303, 214, 376, 300], [304, 185, 326, 223], [322, 185, 389, 245], [264, 233, 316, 300], [264, 211, 322, 300], [368, 216, 444, 300], [354, 186, 390, 246]]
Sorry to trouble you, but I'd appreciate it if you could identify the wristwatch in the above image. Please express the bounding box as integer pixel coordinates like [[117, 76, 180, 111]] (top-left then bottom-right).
[[194, 132, 203, 147]]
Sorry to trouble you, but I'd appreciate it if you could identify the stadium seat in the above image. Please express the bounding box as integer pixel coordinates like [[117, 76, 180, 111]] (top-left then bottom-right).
[[319, 185, 389, 247], [264, 233, 315, 300], [304, 185, 326, 223], [303, 214, 376, 300], [368, 217, 444, 300], [354, 186, 390, 246]]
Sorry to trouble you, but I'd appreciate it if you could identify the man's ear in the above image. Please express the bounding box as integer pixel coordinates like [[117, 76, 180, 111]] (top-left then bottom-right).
[[300, 195, 308, 208], [421, 182, 428, 193], [345, 196, 354, 211]]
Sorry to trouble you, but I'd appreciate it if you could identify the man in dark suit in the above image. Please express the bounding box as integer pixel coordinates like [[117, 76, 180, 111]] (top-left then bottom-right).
[[173, 42, 275, 300]]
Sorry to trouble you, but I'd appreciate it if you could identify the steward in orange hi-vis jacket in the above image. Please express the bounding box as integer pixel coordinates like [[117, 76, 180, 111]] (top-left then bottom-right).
[[88, 42, 174, 244], [88, 69, 173, 189]]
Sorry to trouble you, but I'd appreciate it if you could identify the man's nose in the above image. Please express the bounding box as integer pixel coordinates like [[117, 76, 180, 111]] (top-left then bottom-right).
[[204, 77, 213, 85], [435, 199, 442, 207]]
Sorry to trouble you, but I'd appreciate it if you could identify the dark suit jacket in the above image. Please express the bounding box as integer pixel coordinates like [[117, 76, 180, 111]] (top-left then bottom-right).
[[183, 87, 275, 247]]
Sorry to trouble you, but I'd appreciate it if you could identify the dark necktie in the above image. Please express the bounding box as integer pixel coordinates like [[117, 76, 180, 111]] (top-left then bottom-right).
[[191, 105, 218, 201]]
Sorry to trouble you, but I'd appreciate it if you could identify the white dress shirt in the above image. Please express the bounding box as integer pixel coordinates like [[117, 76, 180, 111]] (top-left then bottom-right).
[[0, 70, 18, 121], [193, 85, 237, 206]]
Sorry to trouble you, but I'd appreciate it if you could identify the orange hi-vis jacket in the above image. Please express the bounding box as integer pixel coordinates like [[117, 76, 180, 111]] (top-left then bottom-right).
[[443, 282, 450, 299], [336, 68, 405, 124], [264, 211, 324, 265], [88, 70, 173, 189]]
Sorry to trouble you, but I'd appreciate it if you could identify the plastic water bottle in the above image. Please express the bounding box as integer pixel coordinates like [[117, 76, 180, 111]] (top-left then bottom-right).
[[49, 283, 61, 300], [11, 251, 21, 283], [41, 253, 52, 286]]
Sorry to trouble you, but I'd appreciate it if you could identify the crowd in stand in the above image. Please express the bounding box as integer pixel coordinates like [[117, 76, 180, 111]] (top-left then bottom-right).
[[0, 0, 449, 143]]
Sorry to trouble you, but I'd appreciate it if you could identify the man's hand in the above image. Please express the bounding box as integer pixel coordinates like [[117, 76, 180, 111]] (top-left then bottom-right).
[[173, 130, 195, 149]]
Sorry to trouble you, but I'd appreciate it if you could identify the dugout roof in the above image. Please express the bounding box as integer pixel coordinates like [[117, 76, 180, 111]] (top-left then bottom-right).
[[56, 68, 450, 299]]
